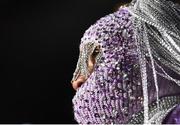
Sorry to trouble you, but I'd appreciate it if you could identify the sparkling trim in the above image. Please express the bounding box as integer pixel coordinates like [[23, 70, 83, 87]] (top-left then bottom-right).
[[128, 95, 180, 124]]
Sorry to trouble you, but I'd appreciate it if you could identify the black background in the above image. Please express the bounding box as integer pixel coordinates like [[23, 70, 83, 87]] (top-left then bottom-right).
[[2, 0, 180, 124], [1, 0, 130, 124]]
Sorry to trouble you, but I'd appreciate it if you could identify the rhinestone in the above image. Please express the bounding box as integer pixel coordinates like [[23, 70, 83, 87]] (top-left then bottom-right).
[[130, 96, 136, 100], [110, 95, 116, 100], [137, 81, 141, 85], [133, 64, 139, 68], [94, 113, 100, 118], [102, 105, 107, 109], [100, 83, 105, 87], [123, 93, 128, 98], [138, 96, 143, 100], [138, 97, 143, 104], [132, 114, 136, 117], [110, 85, 116, 90], [122, 107, 127, 111], [123, 73, 128, 78], [84, 107, 90, 111], [90, 91, 95, 95], [101, 63, 105, 67], [115, 90, 120, 98], [122, 29, 128, 37], [113, 109, 118, 116], [127, 84, 131, 89], [103, 97, 108, 102], [102, 114, 106, 119], [128, 89, 133, 93], [93, 106, 98, 111], [132, 85, 136, 90], [116, 66, 120, 70]]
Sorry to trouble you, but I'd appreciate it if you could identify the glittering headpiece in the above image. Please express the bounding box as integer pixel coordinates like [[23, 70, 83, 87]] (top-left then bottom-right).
[[71, 0, 180, 124], [128, 0, 180, 123]]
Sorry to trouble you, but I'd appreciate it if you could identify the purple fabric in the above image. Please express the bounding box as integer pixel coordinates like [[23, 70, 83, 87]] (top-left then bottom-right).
[[163, 104, 180, 124], [72, 7, 180, 124]]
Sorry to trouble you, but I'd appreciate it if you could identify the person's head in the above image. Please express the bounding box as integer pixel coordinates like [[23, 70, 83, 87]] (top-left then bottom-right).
[[71, 0, 180, 123], [71, 8, 134, 91], [71, 8, 145, 123]]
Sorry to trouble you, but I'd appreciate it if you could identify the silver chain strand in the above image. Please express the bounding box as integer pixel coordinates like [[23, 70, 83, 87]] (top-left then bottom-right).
[[143, 22, 160, 114], [147, 59, 180, 86], [128, 0, 180, 124], [133, 18, 150, 124]]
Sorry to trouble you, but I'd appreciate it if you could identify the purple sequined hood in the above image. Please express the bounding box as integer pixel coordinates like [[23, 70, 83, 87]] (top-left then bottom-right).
[[72, 7, 180, 124]]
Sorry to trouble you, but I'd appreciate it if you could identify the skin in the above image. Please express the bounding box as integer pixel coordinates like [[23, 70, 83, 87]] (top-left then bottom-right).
[[71, 46, 100, 90]]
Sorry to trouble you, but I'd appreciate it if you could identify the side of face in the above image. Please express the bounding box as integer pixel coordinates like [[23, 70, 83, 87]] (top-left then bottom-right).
[[71, 8, 134, 90], [71, 42, 102, 90], [71, 8, 146, 124]]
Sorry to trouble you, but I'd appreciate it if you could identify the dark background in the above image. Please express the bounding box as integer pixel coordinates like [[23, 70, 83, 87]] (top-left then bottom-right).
[[1, 0, 130, 124], [2, 0, 180, 124]]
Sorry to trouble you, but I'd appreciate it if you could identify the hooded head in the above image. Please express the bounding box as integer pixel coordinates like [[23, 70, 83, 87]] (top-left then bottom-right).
[[71, 8, 144, 124], [71, 1, 180, 124]]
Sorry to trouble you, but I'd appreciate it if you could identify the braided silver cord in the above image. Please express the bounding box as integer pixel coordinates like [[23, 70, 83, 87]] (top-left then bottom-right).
[[133, 17, 150, 124], [143, 23, 160, 114], [147, 59, 180, 86]]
